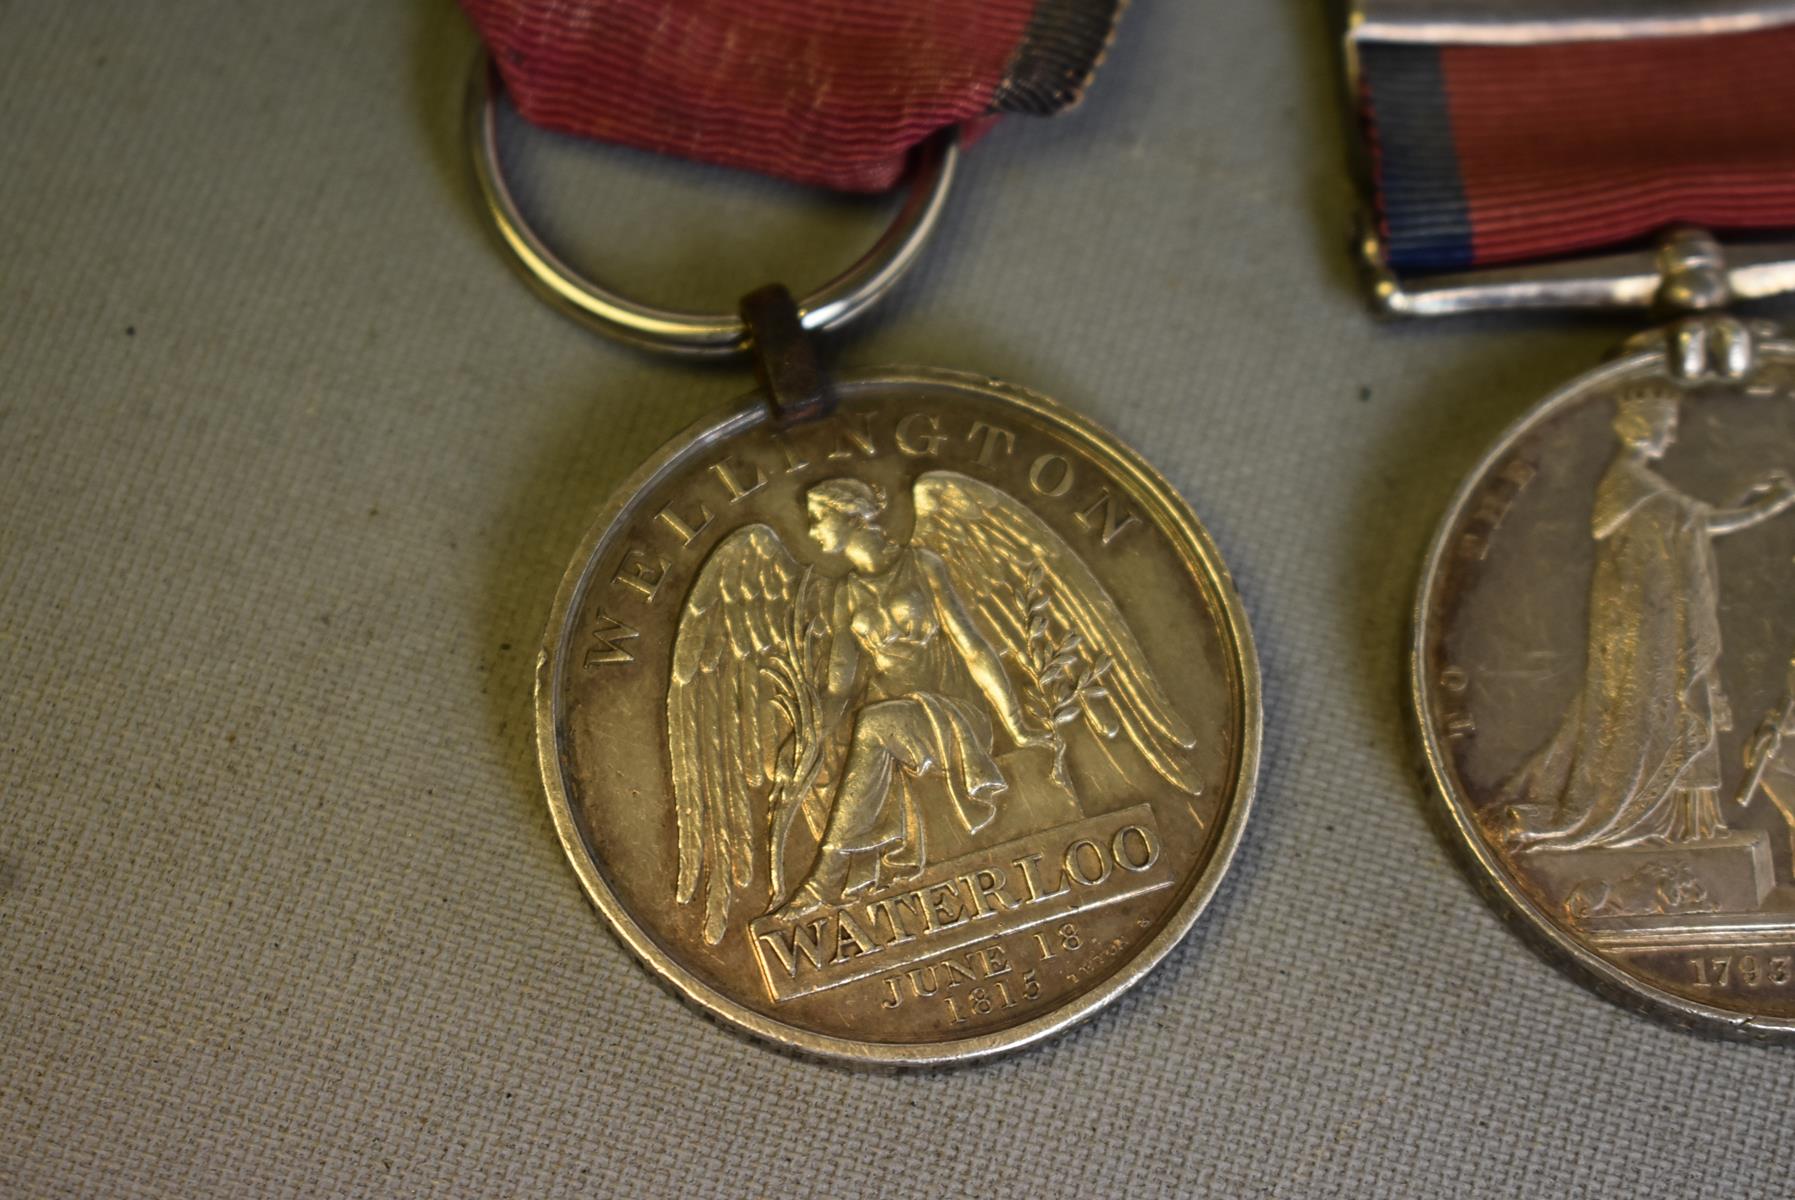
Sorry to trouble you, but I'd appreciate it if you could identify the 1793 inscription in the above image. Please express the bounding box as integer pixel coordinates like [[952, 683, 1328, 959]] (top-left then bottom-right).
[[539, 370, 1259, 1064], [1417, 346, 1795, 1039]]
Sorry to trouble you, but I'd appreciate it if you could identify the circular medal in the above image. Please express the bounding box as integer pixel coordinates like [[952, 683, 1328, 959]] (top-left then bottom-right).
[[537, 368, 1260, 1063], [1415, 334, 1795, 1038]]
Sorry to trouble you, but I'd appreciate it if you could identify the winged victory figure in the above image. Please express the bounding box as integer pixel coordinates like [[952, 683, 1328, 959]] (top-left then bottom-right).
[[668, 470, 1203, 944]]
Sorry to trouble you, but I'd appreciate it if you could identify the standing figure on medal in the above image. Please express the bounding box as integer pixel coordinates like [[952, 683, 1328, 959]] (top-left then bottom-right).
[[666, 471, 1205, 945], [1502, 384, 1795, 852]]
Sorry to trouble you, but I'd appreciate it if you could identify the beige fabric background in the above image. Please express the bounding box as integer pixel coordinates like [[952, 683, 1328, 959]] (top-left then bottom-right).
[[4, 1, 1792, 1195]]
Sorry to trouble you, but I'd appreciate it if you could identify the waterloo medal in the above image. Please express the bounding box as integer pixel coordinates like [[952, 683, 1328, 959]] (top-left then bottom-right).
[[462, 3, 1262, 1063]]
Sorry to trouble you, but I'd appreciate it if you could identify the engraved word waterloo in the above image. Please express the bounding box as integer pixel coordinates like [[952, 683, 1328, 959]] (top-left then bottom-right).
[[584, 409, 1207, 1005]]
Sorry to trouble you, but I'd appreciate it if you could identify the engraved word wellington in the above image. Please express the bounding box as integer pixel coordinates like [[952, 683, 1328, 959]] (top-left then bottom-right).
[[1349, 1, 1795, 1037], [464, 43, 1262, 1060]]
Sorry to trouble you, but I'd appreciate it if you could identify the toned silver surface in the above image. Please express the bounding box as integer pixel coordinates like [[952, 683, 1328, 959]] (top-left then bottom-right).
[[1415, 334, 1795, 1036], [1356, 225, 1795, 320], [537, 370, 1259, 1064]]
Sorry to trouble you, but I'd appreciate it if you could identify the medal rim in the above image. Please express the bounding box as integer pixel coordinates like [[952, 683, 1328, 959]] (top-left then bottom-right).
[[535, 365, 1263, 1066], [1411, 339, 1795, 1041]]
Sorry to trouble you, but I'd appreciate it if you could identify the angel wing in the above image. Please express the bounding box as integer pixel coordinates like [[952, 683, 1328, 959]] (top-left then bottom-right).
[[668, 524, 830, 945], [911, 470, 1203, 795]]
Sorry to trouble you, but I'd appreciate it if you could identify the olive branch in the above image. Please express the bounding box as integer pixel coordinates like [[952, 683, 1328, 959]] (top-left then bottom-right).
[[1010, 562, 1114, 790]]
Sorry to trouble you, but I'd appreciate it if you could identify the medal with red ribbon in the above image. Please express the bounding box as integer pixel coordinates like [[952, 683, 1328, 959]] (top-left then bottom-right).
[[459, 1, 1264, 1064], [1356, 2, 1795, 1040]]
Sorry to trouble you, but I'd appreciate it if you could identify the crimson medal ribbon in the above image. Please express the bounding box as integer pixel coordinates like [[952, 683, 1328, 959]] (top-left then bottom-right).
[[460, 0, 1125, 191], [1352, 5, 1795, 273]]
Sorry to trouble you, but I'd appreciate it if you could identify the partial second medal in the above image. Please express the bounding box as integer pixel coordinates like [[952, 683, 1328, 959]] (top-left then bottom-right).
[[1416, 332, 1795, 1037], [1350, 3, 1795, 1036]]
